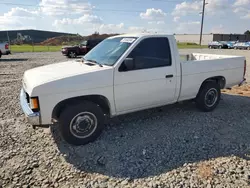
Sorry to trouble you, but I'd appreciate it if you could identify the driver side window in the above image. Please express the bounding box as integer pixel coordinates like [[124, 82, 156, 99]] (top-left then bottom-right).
[[121, 37, 172, 71]]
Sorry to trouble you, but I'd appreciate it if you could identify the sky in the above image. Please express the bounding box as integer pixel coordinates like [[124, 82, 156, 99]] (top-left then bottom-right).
[[0, 0, 249, 35]]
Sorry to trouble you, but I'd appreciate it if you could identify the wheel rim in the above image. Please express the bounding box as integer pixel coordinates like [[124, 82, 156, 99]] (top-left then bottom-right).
[[205, 88, 218, 107], [69, 112, 98, 139], [70, 52, 75, 58]]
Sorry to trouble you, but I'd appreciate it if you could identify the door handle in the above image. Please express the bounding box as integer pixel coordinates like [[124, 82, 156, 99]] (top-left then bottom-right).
[[165, 74, 173, 78]]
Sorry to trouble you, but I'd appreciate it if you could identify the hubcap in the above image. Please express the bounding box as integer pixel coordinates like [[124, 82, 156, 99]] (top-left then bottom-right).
[[69, 112, 97, 138], [205, 88, 218, 107]]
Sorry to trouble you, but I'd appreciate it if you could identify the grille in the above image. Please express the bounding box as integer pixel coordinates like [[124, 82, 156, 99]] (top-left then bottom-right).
[[25, 92, 30, 104]]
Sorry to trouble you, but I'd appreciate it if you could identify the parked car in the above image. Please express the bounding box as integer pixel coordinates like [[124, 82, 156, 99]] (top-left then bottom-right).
[[61, 38, 104, 58], [0, 42, 11, 58], [20, 33, 246, 145], [208, 41, 228, 49], [225, 41, 237, 49], [233, 42, 250, 50]]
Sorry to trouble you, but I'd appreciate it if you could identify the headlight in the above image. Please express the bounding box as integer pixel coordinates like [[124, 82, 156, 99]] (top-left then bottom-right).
[[30, 97, 39, 110]]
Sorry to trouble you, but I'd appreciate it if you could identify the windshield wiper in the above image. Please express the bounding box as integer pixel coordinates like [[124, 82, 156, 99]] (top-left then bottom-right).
[[86, 59, 103, 67], [81, 57, 85, 63]]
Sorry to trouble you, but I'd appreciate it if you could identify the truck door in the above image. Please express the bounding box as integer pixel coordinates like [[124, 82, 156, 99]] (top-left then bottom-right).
[[114, 37, 177, 113]]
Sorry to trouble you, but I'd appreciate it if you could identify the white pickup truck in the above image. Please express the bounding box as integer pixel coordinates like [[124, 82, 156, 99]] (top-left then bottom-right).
[[0, 42, 11, 58], [20, 33, 247, 145]]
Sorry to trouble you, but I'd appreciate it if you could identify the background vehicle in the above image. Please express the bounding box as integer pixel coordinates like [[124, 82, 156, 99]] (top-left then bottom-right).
[[20, 33, 246, 145], [61, 38, 104, 58], [208, 41, 228, 49], [233, 42, 250, 50], [225, 41, 237, 49], [0, 42, 11, 58]]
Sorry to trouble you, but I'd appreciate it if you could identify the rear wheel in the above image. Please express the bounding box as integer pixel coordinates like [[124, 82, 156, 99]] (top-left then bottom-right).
[[59, 101, 105, 145], [195, 81, 221, 112]]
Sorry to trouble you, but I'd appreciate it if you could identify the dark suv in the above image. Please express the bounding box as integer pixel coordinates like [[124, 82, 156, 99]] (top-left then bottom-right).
[[61, 38, 104, 58]]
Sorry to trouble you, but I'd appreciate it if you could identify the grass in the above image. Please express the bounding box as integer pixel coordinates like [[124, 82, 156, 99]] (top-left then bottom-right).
[[178, 42, 207, 49], [10, 45, 62, 52], [9, 43, 207, 53]]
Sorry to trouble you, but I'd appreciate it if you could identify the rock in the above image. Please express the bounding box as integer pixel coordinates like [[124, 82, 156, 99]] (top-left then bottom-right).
[[121, 180, 129, 186], [96, 156, 106, 166], [22, 185, 30, 188], [43, 179, 49, 184], [207, 183, 212, 188], [25, 169, 32, 175], [99, 182, 108, 188]]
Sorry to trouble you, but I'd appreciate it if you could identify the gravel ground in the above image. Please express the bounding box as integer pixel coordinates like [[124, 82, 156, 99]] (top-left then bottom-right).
[[0, 50, 250, 188]]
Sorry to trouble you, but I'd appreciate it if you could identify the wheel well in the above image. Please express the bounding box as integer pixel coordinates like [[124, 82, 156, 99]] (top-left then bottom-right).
[[200, 76, 226, 90], [52, 95, 111, 120]]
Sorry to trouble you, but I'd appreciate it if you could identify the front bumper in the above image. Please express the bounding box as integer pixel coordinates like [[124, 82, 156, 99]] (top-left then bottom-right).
[[20, 88, 40, 125], [61, 50, 68, 55]]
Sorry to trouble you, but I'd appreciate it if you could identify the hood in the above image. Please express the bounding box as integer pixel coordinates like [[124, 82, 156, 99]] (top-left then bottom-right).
[[22, 60, 112, 95], [62, 45, 79, 49]]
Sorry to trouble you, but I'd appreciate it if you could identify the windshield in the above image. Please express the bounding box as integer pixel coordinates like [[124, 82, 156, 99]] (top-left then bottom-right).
[[83, 37, 137, 66], [80, 41, 87, 46]]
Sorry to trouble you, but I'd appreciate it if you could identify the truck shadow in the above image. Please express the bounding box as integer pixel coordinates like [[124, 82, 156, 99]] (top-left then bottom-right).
[[51, 93, 250, 179]]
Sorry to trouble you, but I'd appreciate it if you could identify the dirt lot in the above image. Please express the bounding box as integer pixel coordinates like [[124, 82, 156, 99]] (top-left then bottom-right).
[[0, 50, 250, 188]]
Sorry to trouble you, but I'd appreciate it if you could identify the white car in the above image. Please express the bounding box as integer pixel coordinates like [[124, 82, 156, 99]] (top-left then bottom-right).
[[0, 42, 11, 58], [20, 33, 247, 145]]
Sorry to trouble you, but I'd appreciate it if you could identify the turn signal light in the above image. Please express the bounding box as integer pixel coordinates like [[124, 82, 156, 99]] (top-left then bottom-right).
[[30, 97, 39, 110]]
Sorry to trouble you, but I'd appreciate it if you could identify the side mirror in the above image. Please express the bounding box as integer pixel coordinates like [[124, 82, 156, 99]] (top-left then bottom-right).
[[123, 58, 134, 71]]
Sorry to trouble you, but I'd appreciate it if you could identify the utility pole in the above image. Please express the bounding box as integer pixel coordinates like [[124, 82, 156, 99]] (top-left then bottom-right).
[[199, 0, 206, 46], [6, 30, 11, 50]]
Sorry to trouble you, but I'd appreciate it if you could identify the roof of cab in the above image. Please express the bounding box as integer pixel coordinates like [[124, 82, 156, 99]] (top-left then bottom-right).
[[108, 33, 173, 39]]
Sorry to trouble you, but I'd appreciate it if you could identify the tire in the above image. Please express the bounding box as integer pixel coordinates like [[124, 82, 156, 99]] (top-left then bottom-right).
[[59, 101, 105, 146], [195, 81, 221, 112], [218, 46, 222, 49], [68, 51, 77, 58]]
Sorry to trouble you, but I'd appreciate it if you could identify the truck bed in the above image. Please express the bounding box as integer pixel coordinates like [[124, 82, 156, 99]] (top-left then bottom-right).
[[178, 53, 245, 101]]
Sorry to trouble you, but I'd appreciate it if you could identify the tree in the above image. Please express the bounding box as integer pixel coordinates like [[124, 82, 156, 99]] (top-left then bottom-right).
[[244, 30, 250, 35]]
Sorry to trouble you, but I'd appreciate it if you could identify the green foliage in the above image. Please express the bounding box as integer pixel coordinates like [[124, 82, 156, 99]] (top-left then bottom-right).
[[177, 42, 206, 49], [244, 30, 250, 35], [10, 45, 61, 52]]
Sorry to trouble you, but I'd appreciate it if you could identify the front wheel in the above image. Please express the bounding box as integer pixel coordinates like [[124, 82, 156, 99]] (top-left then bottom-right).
[[195, 82, 221, 112], [59, 101, 105, 145]]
